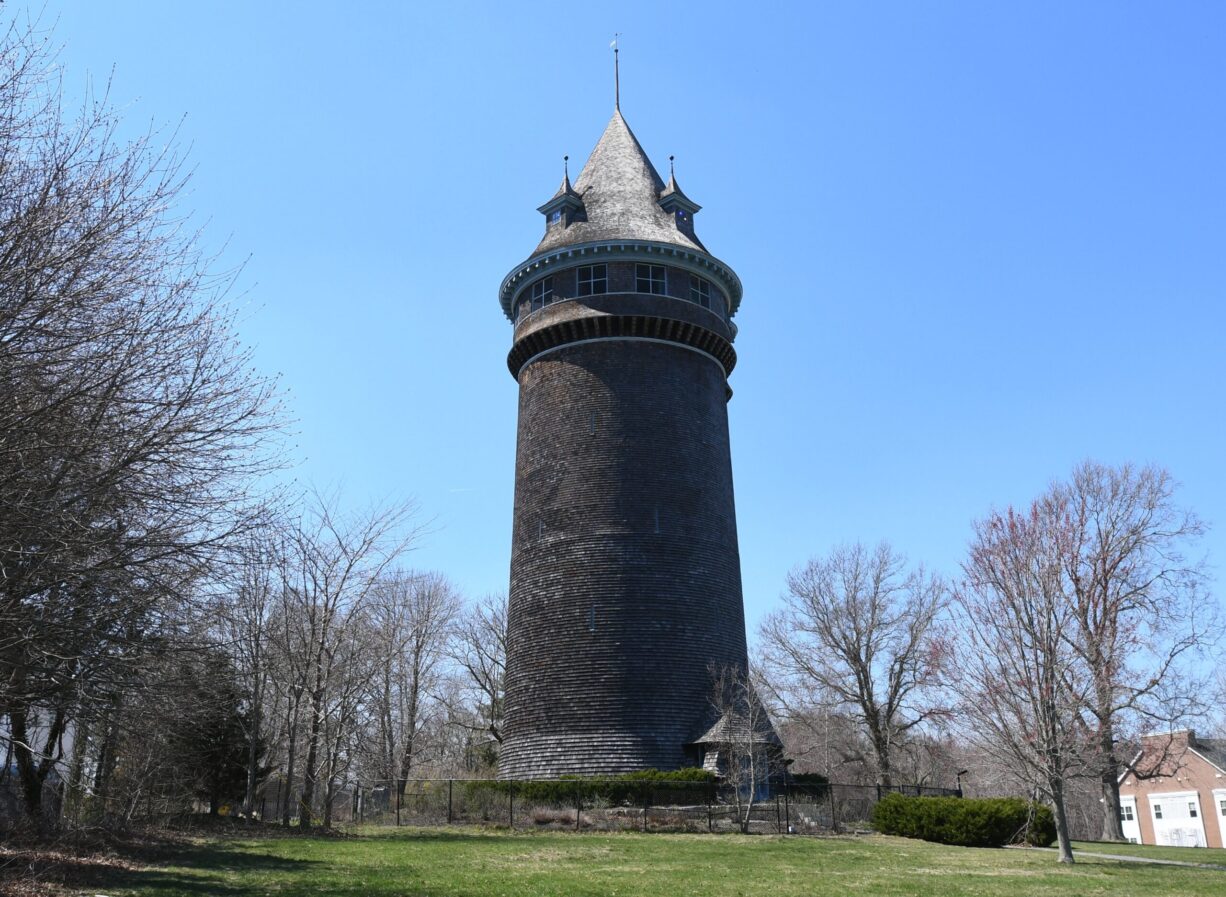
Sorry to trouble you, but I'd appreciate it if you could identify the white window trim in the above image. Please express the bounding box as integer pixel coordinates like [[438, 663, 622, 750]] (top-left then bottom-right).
[[1119, 795, 1142, 844], [1147, 789, 1208, 847]]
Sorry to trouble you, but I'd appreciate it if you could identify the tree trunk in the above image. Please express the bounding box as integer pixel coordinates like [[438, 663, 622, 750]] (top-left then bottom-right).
[[299, 675, 326, 830], [244, 674, 263, 817], [1098, 723, 1125, 841], [873, 733, 893, 789], [64, 716, 89, 826], [9, 706, 46, 829], [1049, 777, 1075, 864], [282, 696, 300, 826]]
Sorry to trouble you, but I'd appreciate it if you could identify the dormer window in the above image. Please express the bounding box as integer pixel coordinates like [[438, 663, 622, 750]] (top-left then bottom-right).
[[578, 265, 607, 296], [675, 209, 689, 224], [549, 209, 562, 227], [530, 277, 554, 311], [690, 275, 711, 309]]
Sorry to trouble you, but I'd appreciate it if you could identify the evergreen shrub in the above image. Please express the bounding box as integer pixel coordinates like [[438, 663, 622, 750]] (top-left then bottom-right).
[[871, 793, 1056, 848]]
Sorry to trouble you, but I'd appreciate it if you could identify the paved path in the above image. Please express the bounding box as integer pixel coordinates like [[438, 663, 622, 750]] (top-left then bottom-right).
[[1014, 846, 1226, 870]]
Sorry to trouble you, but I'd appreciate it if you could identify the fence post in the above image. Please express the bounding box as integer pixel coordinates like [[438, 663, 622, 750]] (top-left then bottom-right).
[[509, 780, 514, 828], [876, 783, 882, 802], [396, 781, 402, 827], [642, 788, 649, 833], [829, 784, 838, 833], [708, 784, 713, 833], [775, 792, 781, 833], [784, 780, 790, 834], [448, 779, 453, 825], [574, 781, 581, 831]]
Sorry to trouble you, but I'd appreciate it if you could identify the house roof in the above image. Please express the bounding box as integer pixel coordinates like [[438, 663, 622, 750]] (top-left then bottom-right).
[[1119, 732, 1226, 783], [533, 109, 707, 255], [1192, 738, 1226, 774]]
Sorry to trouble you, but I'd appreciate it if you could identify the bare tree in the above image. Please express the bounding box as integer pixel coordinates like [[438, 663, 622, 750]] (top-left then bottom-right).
[[366, 571, 461, 789], [707, 665, 778, 833], [1052, 461, 1216, 840], [448, 592, 507, 771], [952, 506, 1089, 863], [281, 493, 418, 829], [0, 17, 281, 827], [759, 542, 946, 787], [219, 528, 284, 817]]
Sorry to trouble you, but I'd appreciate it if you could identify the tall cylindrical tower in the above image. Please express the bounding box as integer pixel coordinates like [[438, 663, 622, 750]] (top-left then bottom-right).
[[498, 109, 748, 778]]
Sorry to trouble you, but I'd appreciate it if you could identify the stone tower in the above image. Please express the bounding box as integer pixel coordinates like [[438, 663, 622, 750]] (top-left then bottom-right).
[[498, 106, 749, 778]]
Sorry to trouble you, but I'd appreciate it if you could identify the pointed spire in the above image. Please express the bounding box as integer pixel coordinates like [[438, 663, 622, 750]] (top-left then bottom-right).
[[534, 109, 705, 254], [659, 154, 701, 217]]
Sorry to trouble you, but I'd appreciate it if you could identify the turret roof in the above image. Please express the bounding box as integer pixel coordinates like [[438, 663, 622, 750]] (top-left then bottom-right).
[[538, 170, 581, 210], [533, 110, 706, 254], [658, 170, 700, 212]]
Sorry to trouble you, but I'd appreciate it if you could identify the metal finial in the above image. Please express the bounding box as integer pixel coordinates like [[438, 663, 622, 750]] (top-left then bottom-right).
[[564, 155, 569, 179], [669, 155, 675, 178], [612, 33, 621, 110]]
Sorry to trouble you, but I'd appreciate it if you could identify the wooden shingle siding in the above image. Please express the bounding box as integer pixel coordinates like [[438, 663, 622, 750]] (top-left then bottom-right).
[[501, 332, 748, 778]]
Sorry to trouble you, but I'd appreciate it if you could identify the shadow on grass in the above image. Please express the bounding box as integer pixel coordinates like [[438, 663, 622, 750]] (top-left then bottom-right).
[[55, 840, 321, 896]]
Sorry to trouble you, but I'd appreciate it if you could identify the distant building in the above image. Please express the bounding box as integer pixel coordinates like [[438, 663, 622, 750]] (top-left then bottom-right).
[[1118, 730, 1226, 847], [496, 99, 761, 778]]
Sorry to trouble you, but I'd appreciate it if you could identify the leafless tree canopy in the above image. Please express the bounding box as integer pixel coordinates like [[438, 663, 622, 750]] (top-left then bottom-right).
[[951, 505, 1089, 862], [759, 542, 946, 787], [0, 17, 282, 828], [448, 592, 507, 770], [1052, 461, 1216, 839]]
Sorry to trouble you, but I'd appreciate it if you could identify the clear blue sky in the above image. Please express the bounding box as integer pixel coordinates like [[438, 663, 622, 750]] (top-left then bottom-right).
[[42, 1, 1226, 637]]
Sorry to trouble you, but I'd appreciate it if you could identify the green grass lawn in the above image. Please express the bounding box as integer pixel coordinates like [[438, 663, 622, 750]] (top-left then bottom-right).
[[1071, 840, 1226, 865], [51, 827, 1226, 897]]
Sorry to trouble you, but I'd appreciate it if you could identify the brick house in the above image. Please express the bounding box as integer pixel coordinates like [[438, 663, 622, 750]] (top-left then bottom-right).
[[1117, 730, 1226, 847]]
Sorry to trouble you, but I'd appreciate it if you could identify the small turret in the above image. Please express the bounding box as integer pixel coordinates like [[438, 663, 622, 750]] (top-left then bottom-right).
[[658, 158, 701, 241], [537, 157, 584, 231]]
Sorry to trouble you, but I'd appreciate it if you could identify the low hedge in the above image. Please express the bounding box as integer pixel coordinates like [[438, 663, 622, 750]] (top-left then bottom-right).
[[463, 768, 717, 806], [871, 793, 1056, 848]]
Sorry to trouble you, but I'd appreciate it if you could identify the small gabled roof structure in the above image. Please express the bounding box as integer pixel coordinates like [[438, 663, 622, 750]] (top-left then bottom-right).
[[536, 169, 583, 218], [688, 709, 783, 749], [534, 109, 706, 255], [658, 169, 701, 216]]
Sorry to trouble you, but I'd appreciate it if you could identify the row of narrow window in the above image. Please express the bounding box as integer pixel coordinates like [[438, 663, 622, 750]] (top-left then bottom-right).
[[525, 265, 719, 315], [1120, 798, 1226, 823]]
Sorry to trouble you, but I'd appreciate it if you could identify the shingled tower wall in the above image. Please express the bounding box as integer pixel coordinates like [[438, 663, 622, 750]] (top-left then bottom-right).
[[497, 110, 750, 778]]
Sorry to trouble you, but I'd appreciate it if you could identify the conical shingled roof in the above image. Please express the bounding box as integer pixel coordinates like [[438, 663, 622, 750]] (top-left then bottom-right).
[[534, 110, 706, 254]]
